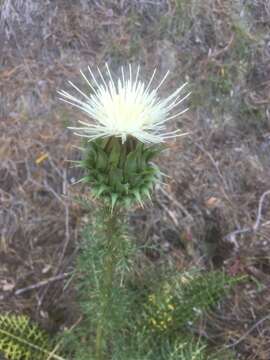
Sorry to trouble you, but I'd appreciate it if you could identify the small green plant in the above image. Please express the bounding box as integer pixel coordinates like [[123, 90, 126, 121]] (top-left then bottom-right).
[[160, 339, 208, 360], [140, 270, 242, 339], [0, 314, 64, 360]]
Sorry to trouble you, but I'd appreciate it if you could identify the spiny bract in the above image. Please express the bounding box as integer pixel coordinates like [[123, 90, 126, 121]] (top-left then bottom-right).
[[78, 137, 162, 208]]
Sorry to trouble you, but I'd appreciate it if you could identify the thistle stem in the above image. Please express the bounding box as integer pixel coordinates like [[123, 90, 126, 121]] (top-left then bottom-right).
[[95, 207, 121, 360], [95, 324, 103, 360]]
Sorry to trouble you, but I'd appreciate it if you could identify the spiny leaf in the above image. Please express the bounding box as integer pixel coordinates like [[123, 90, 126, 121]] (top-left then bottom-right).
[[123, 196, 134, 208], [135, 143, 145, 170], [108, 139, 121, 168], [84, 148, 97, 168], [125, 150, 138, 175], [92, 184, 109, 197], [111, 193, 118, 211], [96, 148, 108, 172], [144, 146, 163, 162], [0, 314, 65, 360], [132, 190, 144, 207], [109, 169, 124, 190], [141, 187, 152, 201]]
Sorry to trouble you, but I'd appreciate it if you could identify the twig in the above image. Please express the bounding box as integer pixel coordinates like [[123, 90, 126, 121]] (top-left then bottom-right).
[[155, 197, 179, 227], [209, 33, 234, 59], [57, 167, 71, 268], [43, 179, 65, 205], [193, 141, 229, 193], [0, 273, 72, 300], [157, 184, 193, 221], [253, 190, 270, 231], [225, 189, 270, 244], [225, 314, 270, 349], [14, 273, 71, 296]]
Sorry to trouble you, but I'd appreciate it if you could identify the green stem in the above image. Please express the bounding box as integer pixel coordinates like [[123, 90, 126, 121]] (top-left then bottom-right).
[[95, 324, 103, 360], [95, 207, 120, 360]]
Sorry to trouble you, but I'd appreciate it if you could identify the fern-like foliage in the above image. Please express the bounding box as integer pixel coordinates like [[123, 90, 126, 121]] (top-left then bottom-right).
[[173, 270, 241, 329], [142, 270, 243, 336], [62, 208, 137, 359], [0, 314, 64, 360]]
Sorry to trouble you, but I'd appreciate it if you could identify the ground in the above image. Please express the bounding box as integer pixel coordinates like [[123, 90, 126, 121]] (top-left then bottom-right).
[[1, 1, 270, 359]]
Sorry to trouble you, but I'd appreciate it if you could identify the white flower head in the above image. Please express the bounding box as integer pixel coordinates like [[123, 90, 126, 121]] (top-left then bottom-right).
[[58, 64, 190, 144]]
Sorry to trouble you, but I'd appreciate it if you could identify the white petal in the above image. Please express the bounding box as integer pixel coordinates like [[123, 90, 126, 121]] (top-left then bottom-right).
[[58, 65, 190, 143]]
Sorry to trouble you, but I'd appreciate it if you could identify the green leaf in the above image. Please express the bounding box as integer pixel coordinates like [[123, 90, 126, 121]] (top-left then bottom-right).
[[135, 143, 145, 170], [96, 148, 108, 172], [127, 174, 141, 187], [0, 314, 64, 360], [92, 184, 109, 197], [142, 166, 159, 176], [96, 172, 109, 185], [79, 176, 92, 184], [108, 139, 121, 168], [123, 183, 129, 194], [132, 190, 144, 207], [84, 147, 97, 168], [141, 186, 152, 200], [123, 196, 134, 208], [109, 168, 124, 190], [124, 150, 138, 175], [110, 193, 118, 211], [144, 146, 163, 162], [119, 144, 127, 168]]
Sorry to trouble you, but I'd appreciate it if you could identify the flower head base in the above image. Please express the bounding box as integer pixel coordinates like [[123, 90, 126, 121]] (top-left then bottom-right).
[[58, 64, 190, 144], [78, 136, 162, 209]]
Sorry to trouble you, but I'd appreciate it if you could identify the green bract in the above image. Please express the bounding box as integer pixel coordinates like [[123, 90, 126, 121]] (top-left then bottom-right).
[[79, 137, 162, 209]]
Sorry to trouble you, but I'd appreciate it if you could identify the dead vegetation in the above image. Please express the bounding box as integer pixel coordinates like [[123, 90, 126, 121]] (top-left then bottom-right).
[[1, 0, 270, 359]]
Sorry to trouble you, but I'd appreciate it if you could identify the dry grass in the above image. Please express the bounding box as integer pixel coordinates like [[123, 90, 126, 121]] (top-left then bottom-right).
[[1, 0, 270, 358], [0, 117, 84, 330]]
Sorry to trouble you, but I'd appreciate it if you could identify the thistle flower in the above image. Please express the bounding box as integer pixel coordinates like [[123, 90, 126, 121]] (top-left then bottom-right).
[[59, 64, 190, 209], [58, 64, 190, 144]]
